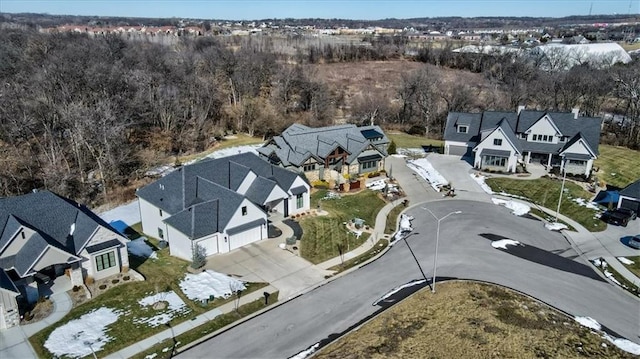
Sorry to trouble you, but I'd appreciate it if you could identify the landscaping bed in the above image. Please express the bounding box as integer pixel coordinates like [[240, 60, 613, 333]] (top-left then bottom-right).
[[300, 189, 386, 264]]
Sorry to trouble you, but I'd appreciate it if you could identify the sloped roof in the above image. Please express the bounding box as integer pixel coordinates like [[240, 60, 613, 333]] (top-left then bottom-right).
[[244, 177, 278, 205], [261, 124, 389, 167], [0, 269, 18, 294], [620, 179, 640, 200]]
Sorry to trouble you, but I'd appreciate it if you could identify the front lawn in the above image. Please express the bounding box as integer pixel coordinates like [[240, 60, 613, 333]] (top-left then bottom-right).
[[300, 189, 386, 264], [385, 204, 405, 234], [619, 256, 640, 279], [387, 132, 443, 149], [486, 177, 605, 232], [594, 145, 640, 189], [30, 228, 267, 358]]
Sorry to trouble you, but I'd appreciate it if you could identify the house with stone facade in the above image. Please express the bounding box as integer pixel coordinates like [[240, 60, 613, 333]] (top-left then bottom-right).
[[0, 191, 129, 329], [257, 124, 390, 183], [444, 106, 601, 177]]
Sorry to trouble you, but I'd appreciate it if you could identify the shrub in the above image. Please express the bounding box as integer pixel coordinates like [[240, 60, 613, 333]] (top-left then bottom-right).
[[312, 180, 330, 189], [388, 140, 397, 155]]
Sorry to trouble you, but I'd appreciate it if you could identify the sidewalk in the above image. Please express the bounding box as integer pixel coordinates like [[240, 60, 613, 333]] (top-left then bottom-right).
[[494, 194, 640, 288], [105, 285, 278, 359]]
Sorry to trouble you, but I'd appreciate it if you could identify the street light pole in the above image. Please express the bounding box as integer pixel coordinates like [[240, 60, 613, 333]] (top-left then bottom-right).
[[423, 208, 461, 293], [555, 156, 567, 222]]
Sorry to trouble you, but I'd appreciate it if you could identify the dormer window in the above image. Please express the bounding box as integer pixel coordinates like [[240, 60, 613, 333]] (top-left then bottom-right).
[[457, 126, 468, 134], [493, 139, 502, 146]]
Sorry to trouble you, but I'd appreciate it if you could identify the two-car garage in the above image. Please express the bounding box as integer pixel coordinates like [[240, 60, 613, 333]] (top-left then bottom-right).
[[225, 219, 266, 253]]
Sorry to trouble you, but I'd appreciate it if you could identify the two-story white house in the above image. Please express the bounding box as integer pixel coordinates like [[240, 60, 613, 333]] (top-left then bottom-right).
[[443, 106, 602, 177], [136, 153, 310, 261]]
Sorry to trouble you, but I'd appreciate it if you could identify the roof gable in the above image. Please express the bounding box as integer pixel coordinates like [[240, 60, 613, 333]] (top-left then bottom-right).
[[524, 114, 562, 135]]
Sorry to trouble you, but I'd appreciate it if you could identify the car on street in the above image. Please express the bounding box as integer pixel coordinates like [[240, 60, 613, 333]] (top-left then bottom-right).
[[628, 235, 640, 250], [601, 208, 637, 227]]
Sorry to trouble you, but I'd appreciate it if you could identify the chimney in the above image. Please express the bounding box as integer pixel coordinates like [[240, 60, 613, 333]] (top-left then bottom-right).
[[517, 105, 525, 114], [571, 108, 579, 119]]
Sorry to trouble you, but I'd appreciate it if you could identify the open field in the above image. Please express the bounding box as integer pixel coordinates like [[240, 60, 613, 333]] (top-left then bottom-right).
[[593, 145, 640, 189], [300, 189, 386, 264], [387, 132, 444, 149], [486, 177, 605, 232], [316, 281, 634, 359]]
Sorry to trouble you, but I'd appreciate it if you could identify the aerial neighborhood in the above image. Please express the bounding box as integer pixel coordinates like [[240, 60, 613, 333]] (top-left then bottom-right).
[[0, 4, 639, 359]]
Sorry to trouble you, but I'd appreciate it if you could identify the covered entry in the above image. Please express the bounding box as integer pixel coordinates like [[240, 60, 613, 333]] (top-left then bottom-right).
[[226, 219, 266, 252]]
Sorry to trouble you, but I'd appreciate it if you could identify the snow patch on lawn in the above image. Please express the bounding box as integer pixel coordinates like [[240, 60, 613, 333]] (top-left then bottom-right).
[[373, 279, 427, 306], [390, 214, 414, 246], [406, 158, 448, 191], [491, 239, 522, 249], [545, 222, 568, 231], [205, 144, 261, 159], [179, 270, 246, 302], [572, 197, 600, 210], [574, 316, 640, 355], [127, 237, 158, 259], [44, 307, 121, 358], [470, 173, 494, 194], [134, 291, 189, 327], [617, 257, 634, 265], [98, 200, 141, 226], [491, 198, 530, 216]]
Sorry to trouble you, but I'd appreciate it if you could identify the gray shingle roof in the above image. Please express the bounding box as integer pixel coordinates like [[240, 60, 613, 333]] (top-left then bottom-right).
[[261, 124, 389, 167], [444, 110, 601, 156], [0, 191, 121, 277], [0, 269, 18, 294], [139, 153, 301, 239], [620, 179, 640, 199]]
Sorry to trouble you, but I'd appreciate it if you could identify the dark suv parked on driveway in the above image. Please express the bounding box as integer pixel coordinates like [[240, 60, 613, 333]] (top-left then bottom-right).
[[602, 208, 637, 227]]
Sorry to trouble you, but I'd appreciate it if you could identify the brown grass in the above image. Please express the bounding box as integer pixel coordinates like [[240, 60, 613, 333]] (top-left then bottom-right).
[[316, 282, 633, 359]]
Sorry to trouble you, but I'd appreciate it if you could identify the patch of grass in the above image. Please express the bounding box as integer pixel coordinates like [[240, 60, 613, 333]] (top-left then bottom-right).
[[387, 132, 443, 149], [328, 239, 388, 273], [487, 177, 606, 232], [300, 190, 386, 264], [29, 224, 266, 358], [618, 41, 640, 52], [131, 292, 279, 359], [528, 207, 576, 232], [597, 260, 640, 297], [316, 282, 634, 359], [594, 145, 640, 189], [619, 256, 640, 279], [384, 204, 404, 234]]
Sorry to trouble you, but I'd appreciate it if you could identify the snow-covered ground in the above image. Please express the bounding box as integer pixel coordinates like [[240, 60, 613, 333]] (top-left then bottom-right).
[[44, 307, 121, 358], [545, 222, 568, 231], [179, 270, 247, 302], [572, 197, 600, 210], [470, 173, 494, 194], [289, 342, 320, 359], [390, 214, 414, 246], [98, 200, 140, 227], [574, 316, 640, 355], [617, 257, 634, 265], [491, 239, 522, 249], [406, 158, 448, 191], [134, 291, 189, 327], [372, 279, 427, 306], [491, 198, 530, 216], [202, 144, 262, 160], [128, 237, 158, 259]]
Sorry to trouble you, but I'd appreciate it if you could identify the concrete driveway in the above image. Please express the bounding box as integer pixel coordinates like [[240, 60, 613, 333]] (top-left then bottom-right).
[[422, 154, 491, 202], [204, 228, 331, 300]]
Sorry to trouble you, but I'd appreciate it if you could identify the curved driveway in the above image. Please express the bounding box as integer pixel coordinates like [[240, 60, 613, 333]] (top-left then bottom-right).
[[179, 199, 639, 358]]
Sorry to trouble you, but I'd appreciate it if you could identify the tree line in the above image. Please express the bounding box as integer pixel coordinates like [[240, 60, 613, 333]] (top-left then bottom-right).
[[0, 28, 638, 205]]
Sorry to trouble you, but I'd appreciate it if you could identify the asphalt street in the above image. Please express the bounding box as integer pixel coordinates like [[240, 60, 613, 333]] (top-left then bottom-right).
[[179, 200, 639, 358]]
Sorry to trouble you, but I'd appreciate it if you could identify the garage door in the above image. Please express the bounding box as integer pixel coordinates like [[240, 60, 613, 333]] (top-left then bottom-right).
[[448, 145, 472, 157], [226, 218, 266, 252], [620, 198, 640, 213]]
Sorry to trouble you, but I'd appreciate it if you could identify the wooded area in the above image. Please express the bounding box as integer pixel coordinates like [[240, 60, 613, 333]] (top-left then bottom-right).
[[0, 29, 638, 205]]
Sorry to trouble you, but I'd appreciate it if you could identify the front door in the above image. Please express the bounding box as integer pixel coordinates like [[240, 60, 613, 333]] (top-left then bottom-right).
[[284, 198, 289, 217]]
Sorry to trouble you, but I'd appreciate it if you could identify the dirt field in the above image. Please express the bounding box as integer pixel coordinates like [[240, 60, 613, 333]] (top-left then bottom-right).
[[316, 282, 634, 359]]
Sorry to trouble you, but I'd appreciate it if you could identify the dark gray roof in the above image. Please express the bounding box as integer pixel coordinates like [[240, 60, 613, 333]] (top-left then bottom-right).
[[138, 153, 301, 240], [85, 239, 123, 254], [480, 149, 512, 157], [226, 218, 266, 236], [620, 179, 640, 199], [290, 186, 308, 195], [0, 191, 121, 277], [358, 153, 383, 162], [261, 124, 389, 167], [444, 110, 601, 156], [0, 269, 18, 294]]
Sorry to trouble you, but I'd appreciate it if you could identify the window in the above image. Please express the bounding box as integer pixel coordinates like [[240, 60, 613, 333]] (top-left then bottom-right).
[[361, 161, 377, 170], [296, 193, 304, 209], [493, 138, 502, 146], [532, 134, 538, 141], [457, 126, 468, 133], [532, 134, 552, 142], [568, 159, 586, 165], [21, 231, 25, 239], [158, 228, 164, 239], [483, 155, 507, 167], [159, 209, 163, 217], [242, 206, 247, 216], [303, 163, 315, 172], [95, 251, 116, 271]]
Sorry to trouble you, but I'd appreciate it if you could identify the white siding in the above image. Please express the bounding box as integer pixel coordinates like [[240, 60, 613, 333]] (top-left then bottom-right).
[[166, 225, 193, 261], [473, 129, 518, 172], [138, 198, 168, 240], [562, 139, 592, 156], [194, 234, 220, 256], [287, 177, 311, 215], [225, 199, 266, 230], [264, 185, 288, 204], [526, 116, 560, 144]]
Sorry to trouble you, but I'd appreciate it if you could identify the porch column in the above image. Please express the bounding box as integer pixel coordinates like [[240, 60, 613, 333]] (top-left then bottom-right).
[[527, 151, 531, 164], [547, 153, 552, 168]]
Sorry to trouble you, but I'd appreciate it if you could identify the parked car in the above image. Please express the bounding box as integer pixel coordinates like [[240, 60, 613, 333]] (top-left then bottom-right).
[[628, 235, 640, 250], [601, 208, 636, 227]]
